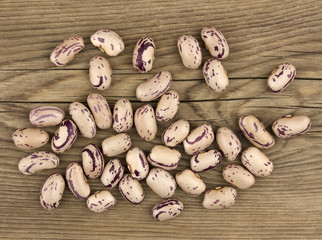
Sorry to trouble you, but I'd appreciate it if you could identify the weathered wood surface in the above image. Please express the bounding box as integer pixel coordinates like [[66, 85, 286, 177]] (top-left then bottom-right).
[[1, 0, 322, 239]]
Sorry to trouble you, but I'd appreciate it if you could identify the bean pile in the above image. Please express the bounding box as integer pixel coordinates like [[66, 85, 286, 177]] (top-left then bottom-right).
[[12, 27, 312, 221]]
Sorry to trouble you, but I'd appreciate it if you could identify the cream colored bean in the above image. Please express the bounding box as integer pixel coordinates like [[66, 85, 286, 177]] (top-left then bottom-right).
[[152, 199, 184, 221], [89, 56, 112, 90], [267, 63, 296, 93], [113, 99, 133, 133], [51, 119, 77, 154], [82, 144, 104, 179], [87, 93, 112, 129], [136, 71, 172, 102], [156, 90, 180, 122], [134, 104, 157, 141], [90, 29, 124, 56], [176, 169, 206, 196], [216, 127, 241, 161], [86, 190, 116, 213], [239, 114, 275, 149], [177, 35, 202, 69], [69, 102, 96, 138], [29, 106, 65, 127], [222, 164, 255, 189], [12, 128, 49, 150], [65, 163, 90, 200], [161, 119, 190, 147], [203, 58, 229, 92], [101, 159, 124, 189], [241, 147, 273, 177], [101, 133, 131, 157], [146, 168, 176, 198], [190, 150, 222, 172], [148, 145, 181, 170], [119, 174, 145, 204], [40, 173, 65, 210], [201, 27, 229, 59], [50, 36, 84, 66], [272, 115, 311, 138], [18, 151, 59, 175], [133, 36, 155, 73], [183, 123, 214, 155], [202, 186, 237, 209], [126, 147, 149, 180]]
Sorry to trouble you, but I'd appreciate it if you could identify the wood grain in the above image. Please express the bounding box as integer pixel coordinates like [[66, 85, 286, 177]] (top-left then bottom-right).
[[1, 0, 322, 239]]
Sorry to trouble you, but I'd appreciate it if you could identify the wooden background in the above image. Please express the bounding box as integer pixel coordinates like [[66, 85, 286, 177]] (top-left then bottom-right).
[[1, 0, 322, 239]]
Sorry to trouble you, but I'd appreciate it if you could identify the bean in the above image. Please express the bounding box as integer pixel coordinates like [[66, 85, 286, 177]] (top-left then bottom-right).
[[190, 150, 222, 172], [40, 173, 65, 210], [12, 128, 49, 150], [51, 119, 77, 154], [126, 147, 149, 180], [201, 26, 229, 59], [89, 56, 112, 90], [86, 190, 116, 213], [101, 159, 124, 189], [176, 169, 206, 196], [101, 133, 131, 157], [222, 164, 255, 189], [156, 90, 180, 122], [146, 168, 176, 198], [119, 174, 145, 204], [203, 58, 229, 92], [90, 29, 124, 56], [82, 144, 104, 179], [177, 35, 202, 69], [202, 186, 237, 209], [161, 119, 190, 147], [113, 98, 133, 133], [148, 145, 181, 170], [134, 104, 157, 141], [272, 115, 311, 138], [267, 63, 296, 93], [216, 127, 241, 161], [29, 106, 65, 127], [132, 36, 155, 73], [87, 93, 112, 130], [65, 163, 90, 200], [152, 199, 183, 221]]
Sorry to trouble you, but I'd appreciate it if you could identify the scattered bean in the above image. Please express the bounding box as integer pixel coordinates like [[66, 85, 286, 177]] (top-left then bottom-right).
[[203, 58, 229, 92], [133, 36, 155, 73], [13, 128, 49, 150], [222, 164, 255, 189], [267, 63, 296, 93], [146, 168, 176, 198], [113, 98, 133, 133], [101, 159, 124, 189], [29, 106, 65, 127], [82, 144, 104, 179], [161, 119, 190, 147], [101, 133, 131, 157], [51, 119, 78, 154], [134, 104, 157, 141], [40, 173, 65, 210], [86, 190, 116, 213], [202, 186, 237, 209], [156, 90, 180, 122], [216, 127, 241, 161], [201, 26, 229, 59], [272, 115, 311, 138], [89, 56, 112, 90], [177, 35, 202, 69], [152, 199, 183, 221], [176, 169, 206, 196], [148, 145, 181, 170], [119, 174, 145, 204], [126, 147, 149, 180], [190, 149, 222, 172], [87, 93, 112, 129], [90, 29, 124, 56]]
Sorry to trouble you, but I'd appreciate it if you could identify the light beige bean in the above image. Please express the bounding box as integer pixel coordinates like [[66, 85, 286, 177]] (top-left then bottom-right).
[[201, 27, 229, 59], [267, 63, 296, 93], [203, 58, 229, 92], [216, 127, 241, 161], [101, 133, 131, 157], [29, 106, 65, 127], [90, 29, 124, 56], [202, 186, 237, 209], [89, 56, 112, 90], [146, 168, 176, 198], [113, 99, 133, 133], [176, 169, 206, 196], [51, 119, 77, 154], [66, 163, 90, 200], [148, 145, 181, 170], [239, 114, 275, 149], [190, 150, 222, 172], [241, 147, 273, 177], [86, 190, 116, 213], [132, 36, 156, 73], [161, 119, 190, 147], [119, 174, 145, 204], [134, 104, 157, 141], [152, 199, 184, 221], [136, 71, 172, 102], [40, 173, 65, 210], [82, 144, 104, 179], [101, 159, 124, 189], [126, 147, 149, 180], [177, 35, 202, 69], [87, 93, 112, 130], [222, 164, 255, 189], [272, 115, 311, 138], [12, 128, 49, 150], [156, 90, 180, 122]]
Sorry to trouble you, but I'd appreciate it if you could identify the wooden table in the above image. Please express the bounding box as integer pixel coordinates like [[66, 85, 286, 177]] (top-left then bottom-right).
[[1, 0, 321, 239]]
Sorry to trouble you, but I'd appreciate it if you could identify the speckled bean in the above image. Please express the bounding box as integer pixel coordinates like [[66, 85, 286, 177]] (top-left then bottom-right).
[[201, 27, 229, 60], [126, 147, 149, 180], [86, 190, 116, 213], [190, 149, 222, 172], [136, 71, 172, 102], [87, 93, 112, 129], [89, 56, 112, 90], [146, 168, 176, 198], [51, 119, 77, 154], [133, 36, 155, 73], [203, 58, 229, 92], [202, 186, 237, 209], [272, 115, 311, 138], [267, 63, 296, 93], [50, 36, 84, 66], [82, 144, 104, 179], [177, 35, 202, 69], [40, 173, 65, 210], [148, 145, 181, 170], [239, 114, 275, 149], [119, 174, 145, 204], [69, 102, 96, 138], [12, 128, 49, 150], [101, 159, 124, 189], [18, 151, 59, 175], [176, 169, 206, 196], [216, 127, 241, 161], [66, 163, 91, 200], [134, 104, 157, 141], [101, 133, 131, 157], [90, 29, 124, 56], [156, 90, 180, 122], [161, 119, 190, 147], [152, 199, 183, 221], [113, 99, 133, 133], [241, 147, 273, 177], [183, 123, 214, 155], [222, 164, 255, 189], [29, 106, 65, 127]]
